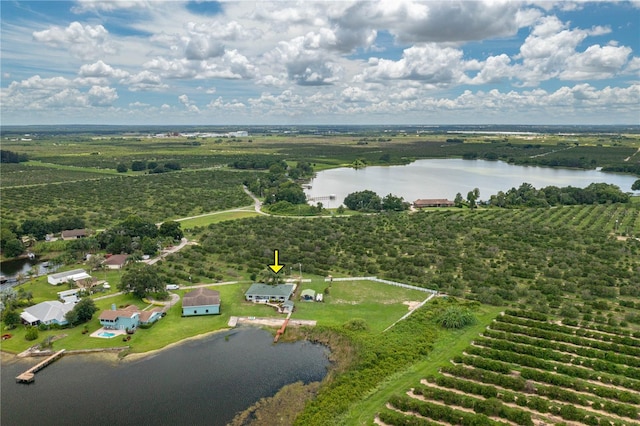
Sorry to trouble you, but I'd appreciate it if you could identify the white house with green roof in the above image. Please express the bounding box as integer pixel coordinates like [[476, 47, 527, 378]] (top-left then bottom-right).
[[245, 283, 295, 303]]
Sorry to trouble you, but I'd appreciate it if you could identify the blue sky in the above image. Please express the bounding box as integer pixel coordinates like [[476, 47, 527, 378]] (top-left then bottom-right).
[[1, 0, 639, 125]]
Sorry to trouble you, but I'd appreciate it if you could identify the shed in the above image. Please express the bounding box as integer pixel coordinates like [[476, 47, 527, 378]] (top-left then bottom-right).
[[301, 289, 316, 301], [57, 289, 81, 304], [282, 300, 295, 313], [182, 288, 220, 316]]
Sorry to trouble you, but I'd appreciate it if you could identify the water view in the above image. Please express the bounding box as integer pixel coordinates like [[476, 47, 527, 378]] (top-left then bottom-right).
[[304, 159, 640, 207], [1, 328, 329, 426]]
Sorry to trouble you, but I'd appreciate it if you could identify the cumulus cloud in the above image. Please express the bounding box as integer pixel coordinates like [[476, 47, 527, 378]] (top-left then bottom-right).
[[72, 0, 153, 13], [178, 94, 199, 112], [33, 22, 116, 60], [79, 60, 129, 78]]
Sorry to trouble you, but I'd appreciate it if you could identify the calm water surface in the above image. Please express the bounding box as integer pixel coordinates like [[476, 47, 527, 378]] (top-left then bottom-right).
[[305, 159, 640, 206], [1, 328, 329, 426]]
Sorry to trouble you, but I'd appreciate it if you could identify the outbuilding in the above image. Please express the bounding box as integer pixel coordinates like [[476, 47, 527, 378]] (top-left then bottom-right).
[[301, 289, 316, 301], [182, 288, 220, 316], [47, 269, 92, 286]]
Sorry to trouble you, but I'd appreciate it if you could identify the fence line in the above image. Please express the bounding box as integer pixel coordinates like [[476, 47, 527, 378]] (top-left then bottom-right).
[[324, 276, 437, 294]]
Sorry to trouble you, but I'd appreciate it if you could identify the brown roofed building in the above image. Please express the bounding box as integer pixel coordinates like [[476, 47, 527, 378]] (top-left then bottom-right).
[[103, 254, 129, 269], [182, 288, 220, 316], [413, 199, 455, 208], [61, 229, 87, 240]]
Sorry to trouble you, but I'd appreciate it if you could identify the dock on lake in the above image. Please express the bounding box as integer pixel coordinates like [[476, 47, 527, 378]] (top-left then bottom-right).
[[16, 349, 66, 383]]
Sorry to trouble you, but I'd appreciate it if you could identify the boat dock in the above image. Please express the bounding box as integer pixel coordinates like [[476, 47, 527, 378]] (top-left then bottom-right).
[[16, 349, 65, 383]]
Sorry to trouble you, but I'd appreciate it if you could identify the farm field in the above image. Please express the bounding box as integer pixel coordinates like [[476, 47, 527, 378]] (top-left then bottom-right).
[[380, 309, 640, 426]]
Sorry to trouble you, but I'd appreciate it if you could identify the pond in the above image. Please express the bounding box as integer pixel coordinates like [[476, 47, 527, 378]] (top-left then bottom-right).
[[304, 159, 640, 207], [0, 327, 330, 426]]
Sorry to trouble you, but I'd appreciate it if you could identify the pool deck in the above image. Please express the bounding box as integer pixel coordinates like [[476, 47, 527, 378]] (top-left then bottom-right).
[[90, 327, 127, 339]]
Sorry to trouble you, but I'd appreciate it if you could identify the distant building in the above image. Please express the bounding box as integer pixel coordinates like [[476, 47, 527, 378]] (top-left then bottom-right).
[[57, 289, 82, 304], [413, 199, 455, 208], [182, 288, 220, 316], [245, 283, 295, 303], [103, 254, 129, 270], [61, 229, 87, 240], [21, 301, 74, 326]]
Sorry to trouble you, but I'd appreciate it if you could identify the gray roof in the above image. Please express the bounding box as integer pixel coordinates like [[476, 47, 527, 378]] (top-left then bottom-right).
[[22, 301, 74, 324], [245, 283, 295, 298], [183, 288, 220, 307], [48, 269, 87, 280]]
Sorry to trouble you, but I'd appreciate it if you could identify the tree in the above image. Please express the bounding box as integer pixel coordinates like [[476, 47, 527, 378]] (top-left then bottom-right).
[[382, 194, 409, 211], [344, 190, 382, 211], [467, 188, 480, 209], [454, 192, 465, 208], [633, 179, 640, 191], [65, 297, 98, 326], [3, 238, 24, 258], [131, 160, 147, 171], [3, 309, 20, 329], [116, 163, 128, 173], [21, 218, 50, 240], [118, 264, 164, 298], [159, 221, 183, 240]]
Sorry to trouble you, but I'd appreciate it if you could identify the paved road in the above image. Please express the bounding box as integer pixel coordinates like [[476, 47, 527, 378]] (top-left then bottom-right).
[[243, 185, 268, 215]]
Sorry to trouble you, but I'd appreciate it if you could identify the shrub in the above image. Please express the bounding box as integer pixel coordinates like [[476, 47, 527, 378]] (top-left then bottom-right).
[[25, 326, 39, 341], [437, 306, 477, 329], [343, 318, 369, 331]]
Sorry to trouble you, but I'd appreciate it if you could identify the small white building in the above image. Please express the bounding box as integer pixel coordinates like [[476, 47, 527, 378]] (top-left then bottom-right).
[[57, 289, 81, 304], [47, 269, 91, 286]]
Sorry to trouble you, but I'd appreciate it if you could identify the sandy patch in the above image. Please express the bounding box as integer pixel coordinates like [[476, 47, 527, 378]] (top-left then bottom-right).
[[403, 301, 422, 310]]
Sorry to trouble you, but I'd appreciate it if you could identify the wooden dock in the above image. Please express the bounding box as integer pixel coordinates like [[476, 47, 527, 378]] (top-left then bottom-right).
[[16, 349, 65, 383]]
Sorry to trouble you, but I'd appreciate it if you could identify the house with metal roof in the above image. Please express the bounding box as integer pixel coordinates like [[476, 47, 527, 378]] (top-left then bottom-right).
[[245, 283, 295, 303], [47, 269, 92, 286], [20, 301, 74, 326], [182, 288, 220, 316]]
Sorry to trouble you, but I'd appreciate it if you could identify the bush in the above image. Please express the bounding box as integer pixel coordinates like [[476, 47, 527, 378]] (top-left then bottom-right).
[[437, 306, 477, 329], [25, 326, 39, 341], [343, 318, 369, 331]]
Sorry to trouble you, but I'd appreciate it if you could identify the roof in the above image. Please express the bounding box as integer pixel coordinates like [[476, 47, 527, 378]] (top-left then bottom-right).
[[301, 289, 316, 297], [283, 300, 295, 307], [183, 288, 220, 307], [61, 229, 86, 238], [23, 301, 74, 323], [57, 289, 80, 297], [245, 283, 295, 298], [99, 305, 140, 321], [139, 308, 162, 322], [103, 254, 129, 266], [48, 269, 87, 280], [413, 199, 454, 205]]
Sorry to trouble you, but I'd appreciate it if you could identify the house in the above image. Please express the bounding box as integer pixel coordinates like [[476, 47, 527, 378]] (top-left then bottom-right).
[[301, 289, 316, 301], [413, 199, 455, 208], [48, 269, 92, 286], [99, 305, 139, 330], [61, 229, 87, 240], [245, 283, 295, 303], [103, 254, 129, 270], [57, 289, 82, 304], [182, 288, 220, 316], [20, 301, 74, 326], [99, 305, 162, 330]]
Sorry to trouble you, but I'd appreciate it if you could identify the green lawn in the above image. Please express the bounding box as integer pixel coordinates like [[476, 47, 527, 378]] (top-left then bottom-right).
[[178, 209, 259, 229], [293, 280, 431, 333], [1, 278, 436, 355]]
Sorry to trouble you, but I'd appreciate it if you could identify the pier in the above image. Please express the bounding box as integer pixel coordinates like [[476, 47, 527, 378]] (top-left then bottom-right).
[[16, 349, 65, 383]]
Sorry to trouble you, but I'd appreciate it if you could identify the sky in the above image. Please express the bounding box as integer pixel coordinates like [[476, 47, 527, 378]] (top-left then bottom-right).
[[1, 0, 639, 125]]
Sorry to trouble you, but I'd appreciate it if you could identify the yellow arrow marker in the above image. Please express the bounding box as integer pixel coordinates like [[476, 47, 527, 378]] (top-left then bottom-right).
[[268, 249, 285, 274]]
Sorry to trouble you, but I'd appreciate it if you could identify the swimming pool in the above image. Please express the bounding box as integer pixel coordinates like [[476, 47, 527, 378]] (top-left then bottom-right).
[[97, 331, 116, 338]]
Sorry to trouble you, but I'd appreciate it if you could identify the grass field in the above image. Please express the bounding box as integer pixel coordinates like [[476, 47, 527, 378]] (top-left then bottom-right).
[[178, 209, 260, 229]]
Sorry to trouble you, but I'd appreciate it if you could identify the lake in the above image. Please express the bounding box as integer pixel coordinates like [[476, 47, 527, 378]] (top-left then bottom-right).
[[304, 159, 640, 207], [1, 328, 329, 426]]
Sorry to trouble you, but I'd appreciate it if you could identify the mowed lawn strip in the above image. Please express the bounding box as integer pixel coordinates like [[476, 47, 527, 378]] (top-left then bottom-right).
[[178, 209, 259, 229], [341, 305, 505, 425], [293, 279, 432, 333]]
